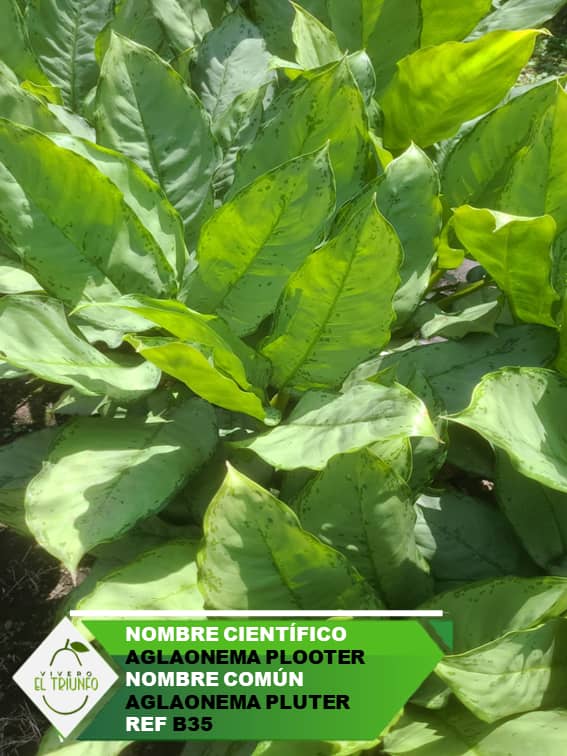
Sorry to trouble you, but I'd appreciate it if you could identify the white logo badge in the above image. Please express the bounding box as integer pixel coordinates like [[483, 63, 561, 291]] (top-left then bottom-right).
[[12, 617, 118, 737]]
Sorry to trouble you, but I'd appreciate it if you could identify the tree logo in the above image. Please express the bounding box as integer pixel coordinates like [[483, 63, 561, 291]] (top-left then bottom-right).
[[12, 617, 118, 737]]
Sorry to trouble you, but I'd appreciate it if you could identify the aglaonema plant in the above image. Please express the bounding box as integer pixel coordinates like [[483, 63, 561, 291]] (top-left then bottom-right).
[[2, 0, 567, 753]]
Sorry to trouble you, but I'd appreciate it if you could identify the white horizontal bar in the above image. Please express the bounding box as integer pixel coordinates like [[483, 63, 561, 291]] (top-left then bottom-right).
[[70, 610, 444, 618]]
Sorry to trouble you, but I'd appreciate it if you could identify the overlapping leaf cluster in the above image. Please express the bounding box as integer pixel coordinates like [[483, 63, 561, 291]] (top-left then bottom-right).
[[2, 1, 567, 753]]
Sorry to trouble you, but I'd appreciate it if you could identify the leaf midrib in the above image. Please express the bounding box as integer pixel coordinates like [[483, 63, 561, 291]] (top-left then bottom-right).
[[206, 168, 307, 313], [280, 235, 357, 389]]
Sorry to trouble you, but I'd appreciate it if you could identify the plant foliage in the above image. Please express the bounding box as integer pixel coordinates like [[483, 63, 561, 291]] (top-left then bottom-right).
[[2, 0, 567, 753]]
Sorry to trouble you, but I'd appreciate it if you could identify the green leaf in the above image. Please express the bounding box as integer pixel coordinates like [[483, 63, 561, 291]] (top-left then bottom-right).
[[180, 744, 256, 756], [415, 297, 502, 341], [415, 490, 534, 592], [26, 399, 217, 571], [237, 381, 437, 471], [109, 297, 273, 422], [46, 104, 94, 139], [262, 198, 401, 391], [253, 742, 378, 756], [400, 369, 447, 492], [0, 296, 161, 400], [328, 0, 422, 96], [0, 429, 57, 535], [248, 1, 332, 56], [69, 641, 89, 653], [185, 148, 335, 336], [291, 3, 341, 70], [210, 84, 267, 198], [381, 30, 540, 149], [20, 79, 63, 105], [75, 541, 203, 638], [192, 10, 275, 120], [50, 134, 187, 283], [333, 146, 439, 326], [345, 51, 376, 106], [38, 728, 129, 755], [448, 367, 567, 494], [95, 32, 220, 243], [119, 296, 269, 387], [365, 0, 423, 95], [441, 77, 561, 208], [0, 0, 51, 87], [0, 361, 27, 380], [351, 324, 558, 413], [300, 0, 332, 25], [470, 0, 567, 37], [0, 71, 68, 132], [420, 0, 493, 46], [326, 0, 384, 53], [368, 437, 413, 483], [109, 0, 171, 57], [375, 145, 442, 326], [557, 299, 567, 376], [179, 737, 378, 756], [53, 389, 109, 417], [232, 59, 373, 207], [0, 254, 42, 294], [150, 0, 226, 54], [436, 618, 567, 722], [297, 450, 433, 607], [453, 206, 559, 327], [269, 51, 375, 104], [425, 576, 567, 653], [499, 84, 567, 235], [496, 452, 567, 574], [419, 581, 567, 714], [77, 518, 200, 603], [128, 336, 272, 423], [27, 0, 114, 110], [245, 0, 295, 58], [446, 423, 494, 479], [198, 465, 380, 609], [384, 703, 567, 755], [0, 118, 176, 309]]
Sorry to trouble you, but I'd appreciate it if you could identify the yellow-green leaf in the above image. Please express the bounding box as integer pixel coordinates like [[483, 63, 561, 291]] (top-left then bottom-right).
[[105, 296, 274, 422], [185, 148, 335, 336], [262, 198, 401, 391], [95, 32, 220, 243], [0, 0, 51, 88], [0, 118, 176, 309], [27, 0, 114, 110], [26, 400, 217, 572], [420, 0, 493, 46], [232, 59, 373, 207], [291, 3, 341, 70], [500, 84, 567, 235], [453, 206, 559, 327], [238, 382, 437, 470], [198, 465, 380, 609], [297, 450, 433, 606], [381, 30, 540, 149], [448, 368, 567, 494], [0, 296, 160, 400]]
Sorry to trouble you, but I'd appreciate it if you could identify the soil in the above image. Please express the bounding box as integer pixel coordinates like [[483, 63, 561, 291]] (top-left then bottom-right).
[[0, 377, 67, 754], [0, 528, 72, 754], [0, 380, 190, 756], [520, 6, 567, 83], [0, 380, 186, 755]]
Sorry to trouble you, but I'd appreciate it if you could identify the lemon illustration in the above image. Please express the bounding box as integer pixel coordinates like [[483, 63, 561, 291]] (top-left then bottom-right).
[[43, 639, 90, 716]]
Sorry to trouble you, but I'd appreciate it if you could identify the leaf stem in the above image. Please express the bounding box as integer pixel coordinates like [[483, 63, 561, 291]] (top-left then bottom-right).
[[437, 278, 491, 310], [271, 391, 290, 416]]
